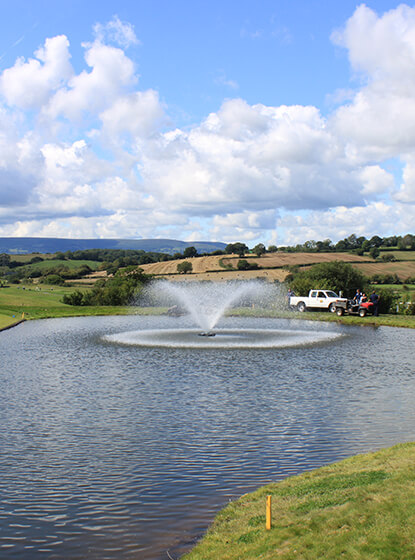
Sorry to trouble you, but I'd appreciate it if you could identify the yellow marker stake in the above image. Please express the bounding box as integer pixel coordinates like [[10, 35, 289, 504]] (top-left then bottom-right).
[[266, 495, 272, 530]]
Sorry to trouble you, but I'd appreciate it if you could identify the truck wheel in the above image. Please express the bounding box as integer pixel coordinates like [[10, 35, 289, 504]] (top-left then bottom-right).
[[329, 303, 337, 313], [336, 307, 344, 316], [297, 302, 306, 312], [359, 308, 367, 317]]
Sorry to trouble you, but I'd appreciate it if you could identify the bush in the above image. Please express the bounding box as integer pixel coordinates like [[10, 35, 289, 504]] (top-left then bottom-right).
[[41, 274, 65, 286], [177, 261, 193, 274], [376, 288, 398, 314], [289, 261, 368, 297], [61, 269, 151, 306], [62, 290, 85, 305], [237, 259, 259, 270], [405, 301, 415, 315]]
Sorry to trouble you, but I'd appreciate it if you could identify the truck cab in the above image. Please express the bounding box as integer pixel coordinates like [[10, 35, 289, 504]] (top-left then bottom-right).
[[289, 290, 347, 312]]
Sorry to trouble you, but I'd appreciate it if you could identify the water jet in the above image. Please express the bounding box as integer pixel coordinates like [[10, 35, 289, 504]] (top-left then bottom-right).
[[105, 280, 343, 349]]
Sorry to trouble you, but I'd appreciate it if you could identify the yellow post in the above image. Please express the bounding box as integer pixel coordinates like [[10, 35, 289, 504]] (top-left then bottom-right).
[[266, 495, 272, 530], [22, 312, 25, 319]]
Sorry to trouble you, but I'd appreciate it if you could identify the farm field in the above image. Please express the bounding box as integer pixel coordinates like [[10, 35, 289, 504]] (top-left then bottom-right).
[[139, 252, 374, 279], [351, 261, 415, 279], [382, 250, 415, 260], [8, 253, 55, 262], [17, 258, 101, 274]]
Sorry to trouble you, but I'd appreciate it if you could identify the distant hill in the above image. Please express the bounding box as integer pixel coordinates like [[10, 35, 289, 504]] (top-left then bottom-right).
[[0, 237, 226, 255]]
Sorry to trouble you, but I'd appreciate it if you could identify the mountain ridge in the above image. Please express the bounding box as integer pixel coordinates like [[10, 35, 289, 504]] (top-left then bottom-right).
[[0, 237, 226, 255]]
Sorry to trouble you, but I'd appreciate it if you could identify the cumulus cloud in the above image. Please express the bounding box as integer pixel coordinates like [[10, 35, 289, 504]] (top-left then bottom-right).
[[139, 98, 384, 218], [277, 201, 412, 247], [331, 4, 415, 160], [0, 7, 414, 244], [0, 35, 73, 109], [93, 15, 140, 48], [100, 90, 165, 140], [45, 40, 137, 121]]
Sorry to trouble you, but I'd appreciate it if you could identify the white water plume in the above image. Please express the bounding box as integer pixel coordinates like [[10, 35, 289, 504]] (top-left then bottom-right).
[[139, 280, 281, 331]]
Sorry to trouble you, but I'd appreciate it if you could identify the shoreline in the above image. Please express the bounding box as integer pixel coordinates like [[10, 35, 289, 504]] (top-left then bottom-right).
[[1, 308, 414, 330], [182, 442, 415, 559], [0, 318, 26, 332]]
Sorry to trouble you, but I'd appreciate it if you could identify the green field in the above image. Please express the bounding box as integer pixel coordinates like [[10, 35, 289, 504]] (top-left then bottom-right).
[[0, 284, 165, 327], [1, 284, 414, 329], [9, 253, 55, 262], [383, 250, 415, 261], [15, 258, 100, 274], [183, 442, 415, 560]]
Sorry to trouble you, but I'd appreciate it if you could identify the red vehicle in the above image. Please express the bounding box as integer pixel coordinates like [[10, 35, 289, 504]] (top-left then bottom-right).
[[335, 299, 374, 317]]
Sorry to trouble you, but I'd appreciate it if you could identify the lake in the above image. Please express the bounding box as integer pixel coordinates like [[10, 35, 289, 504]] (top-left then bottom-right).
[[1, 315, 414, 559]]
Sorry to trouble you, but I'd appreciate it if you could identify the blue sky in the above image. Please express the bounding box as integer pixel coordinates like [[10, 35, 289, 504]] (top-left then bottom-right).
[[0, 1, 413, 245]]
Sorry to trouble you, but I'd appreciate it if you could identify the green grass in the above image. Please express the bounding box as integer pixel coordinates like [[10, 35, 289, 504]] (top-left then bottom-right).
[[1, 284, 414, 327], [10, 253, 55, 263], [183, 442, 415, 560], [383, 251, 415, 261], [0, 312, 21, 329], [0, 284, 167, 321], [230, 307, 415, 328], [16, 258, 100, 274], [376, 284, 415, 293]]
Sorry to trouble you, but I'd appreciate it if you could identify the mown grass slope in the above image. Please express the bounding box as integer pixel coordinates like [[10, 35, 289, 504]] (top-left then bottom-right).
[[183, 442, 415, 560]]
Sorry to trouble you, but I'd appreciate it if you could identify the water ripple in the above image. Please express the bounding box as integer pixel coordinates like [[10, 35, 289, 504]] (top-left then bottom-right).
[[0, 316, 414, 558]]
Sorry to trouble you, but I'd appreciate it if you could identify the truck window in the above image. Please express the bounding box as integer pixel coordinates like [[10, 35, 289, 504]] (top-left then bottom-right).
[[311, 291, 317, 298], [325, 291, 338, 298], [318, 291, 326, 298]]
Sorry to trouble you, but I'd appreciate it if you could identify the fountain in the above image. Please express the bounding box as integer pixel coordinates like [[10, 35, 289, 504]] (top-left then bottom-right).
[[157, 280, 267, 334], [103, 280, 344, 349]]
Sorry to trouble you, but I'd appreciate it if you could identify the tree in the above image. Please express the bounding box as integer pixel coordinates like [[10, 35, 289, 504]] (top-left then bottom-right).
[[268, 245, 278, 253], [177, 261, 193, 274], [346, 234, 358, 249], [288, 261, 368, 297], [0, 254, 10, 267], [42, 274, 65, 286], [183, 246, 198, 258], [237, 259, 250, 270], [252, 243, 266, 257], [362, 240, 371, 252], [370, 235, 383, 248], [225, 242, 249, 257], [370, 247, 380, 259], [401, 234, 415, 250], [237, 259, 259, 270]]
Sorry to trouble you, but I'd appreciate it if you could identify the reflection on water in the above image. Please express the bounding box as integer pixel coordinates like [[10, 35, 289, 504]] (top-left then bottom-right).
[[0, 315, 414, 559]]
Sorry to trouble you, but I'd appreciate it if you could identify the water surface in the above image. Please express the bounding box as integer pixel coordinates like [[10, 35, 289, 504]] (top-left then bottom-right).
[[0, 315, 414, 559]]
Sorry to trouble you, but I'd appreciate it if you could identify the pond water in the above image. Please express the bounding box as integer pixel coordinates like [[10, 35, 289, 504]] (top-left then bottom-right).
[[0, 315, 414, 559]]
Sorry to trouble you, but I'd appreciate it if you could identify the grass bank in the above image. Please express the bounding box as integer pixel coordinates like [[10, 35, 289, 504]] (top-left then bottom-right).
[[0, 284, 166, 327], [231, 307, 415, 329], [183, 442, 415, 560], [1, 284, 414, 329]]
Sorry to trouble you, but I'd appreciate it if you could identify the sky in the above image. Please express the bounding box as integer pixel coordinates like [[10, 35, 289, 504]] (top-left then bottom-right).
[[0, 0, 414, 246]]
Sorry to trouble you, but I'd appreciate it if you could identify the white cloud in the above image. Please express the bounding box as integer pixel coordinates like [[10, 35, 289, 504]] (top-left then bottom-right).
[[396, 158, 415, 204], [139, 98, 381, 218], [46, 40, 136, 121], [278, 201, 413, 246], [0, 7, 414, 245], [100, 90, 165, 140], [0, 35, 73, 109], [331, 4, 415, 160], [93, 15, 140, 49]]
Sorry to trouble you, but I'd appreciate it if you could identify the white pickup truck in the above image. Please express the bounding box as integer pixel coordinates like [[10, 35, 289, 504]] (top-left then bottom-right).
[[289, 290, 347, 313]]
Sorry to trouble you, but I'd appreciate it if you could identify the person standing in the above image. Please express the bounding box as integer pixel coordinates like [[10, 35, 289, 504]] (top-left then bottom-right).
[[353, 289, 362, 304], [287, 288, 295, 308], [370, 290, 380, 316]]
